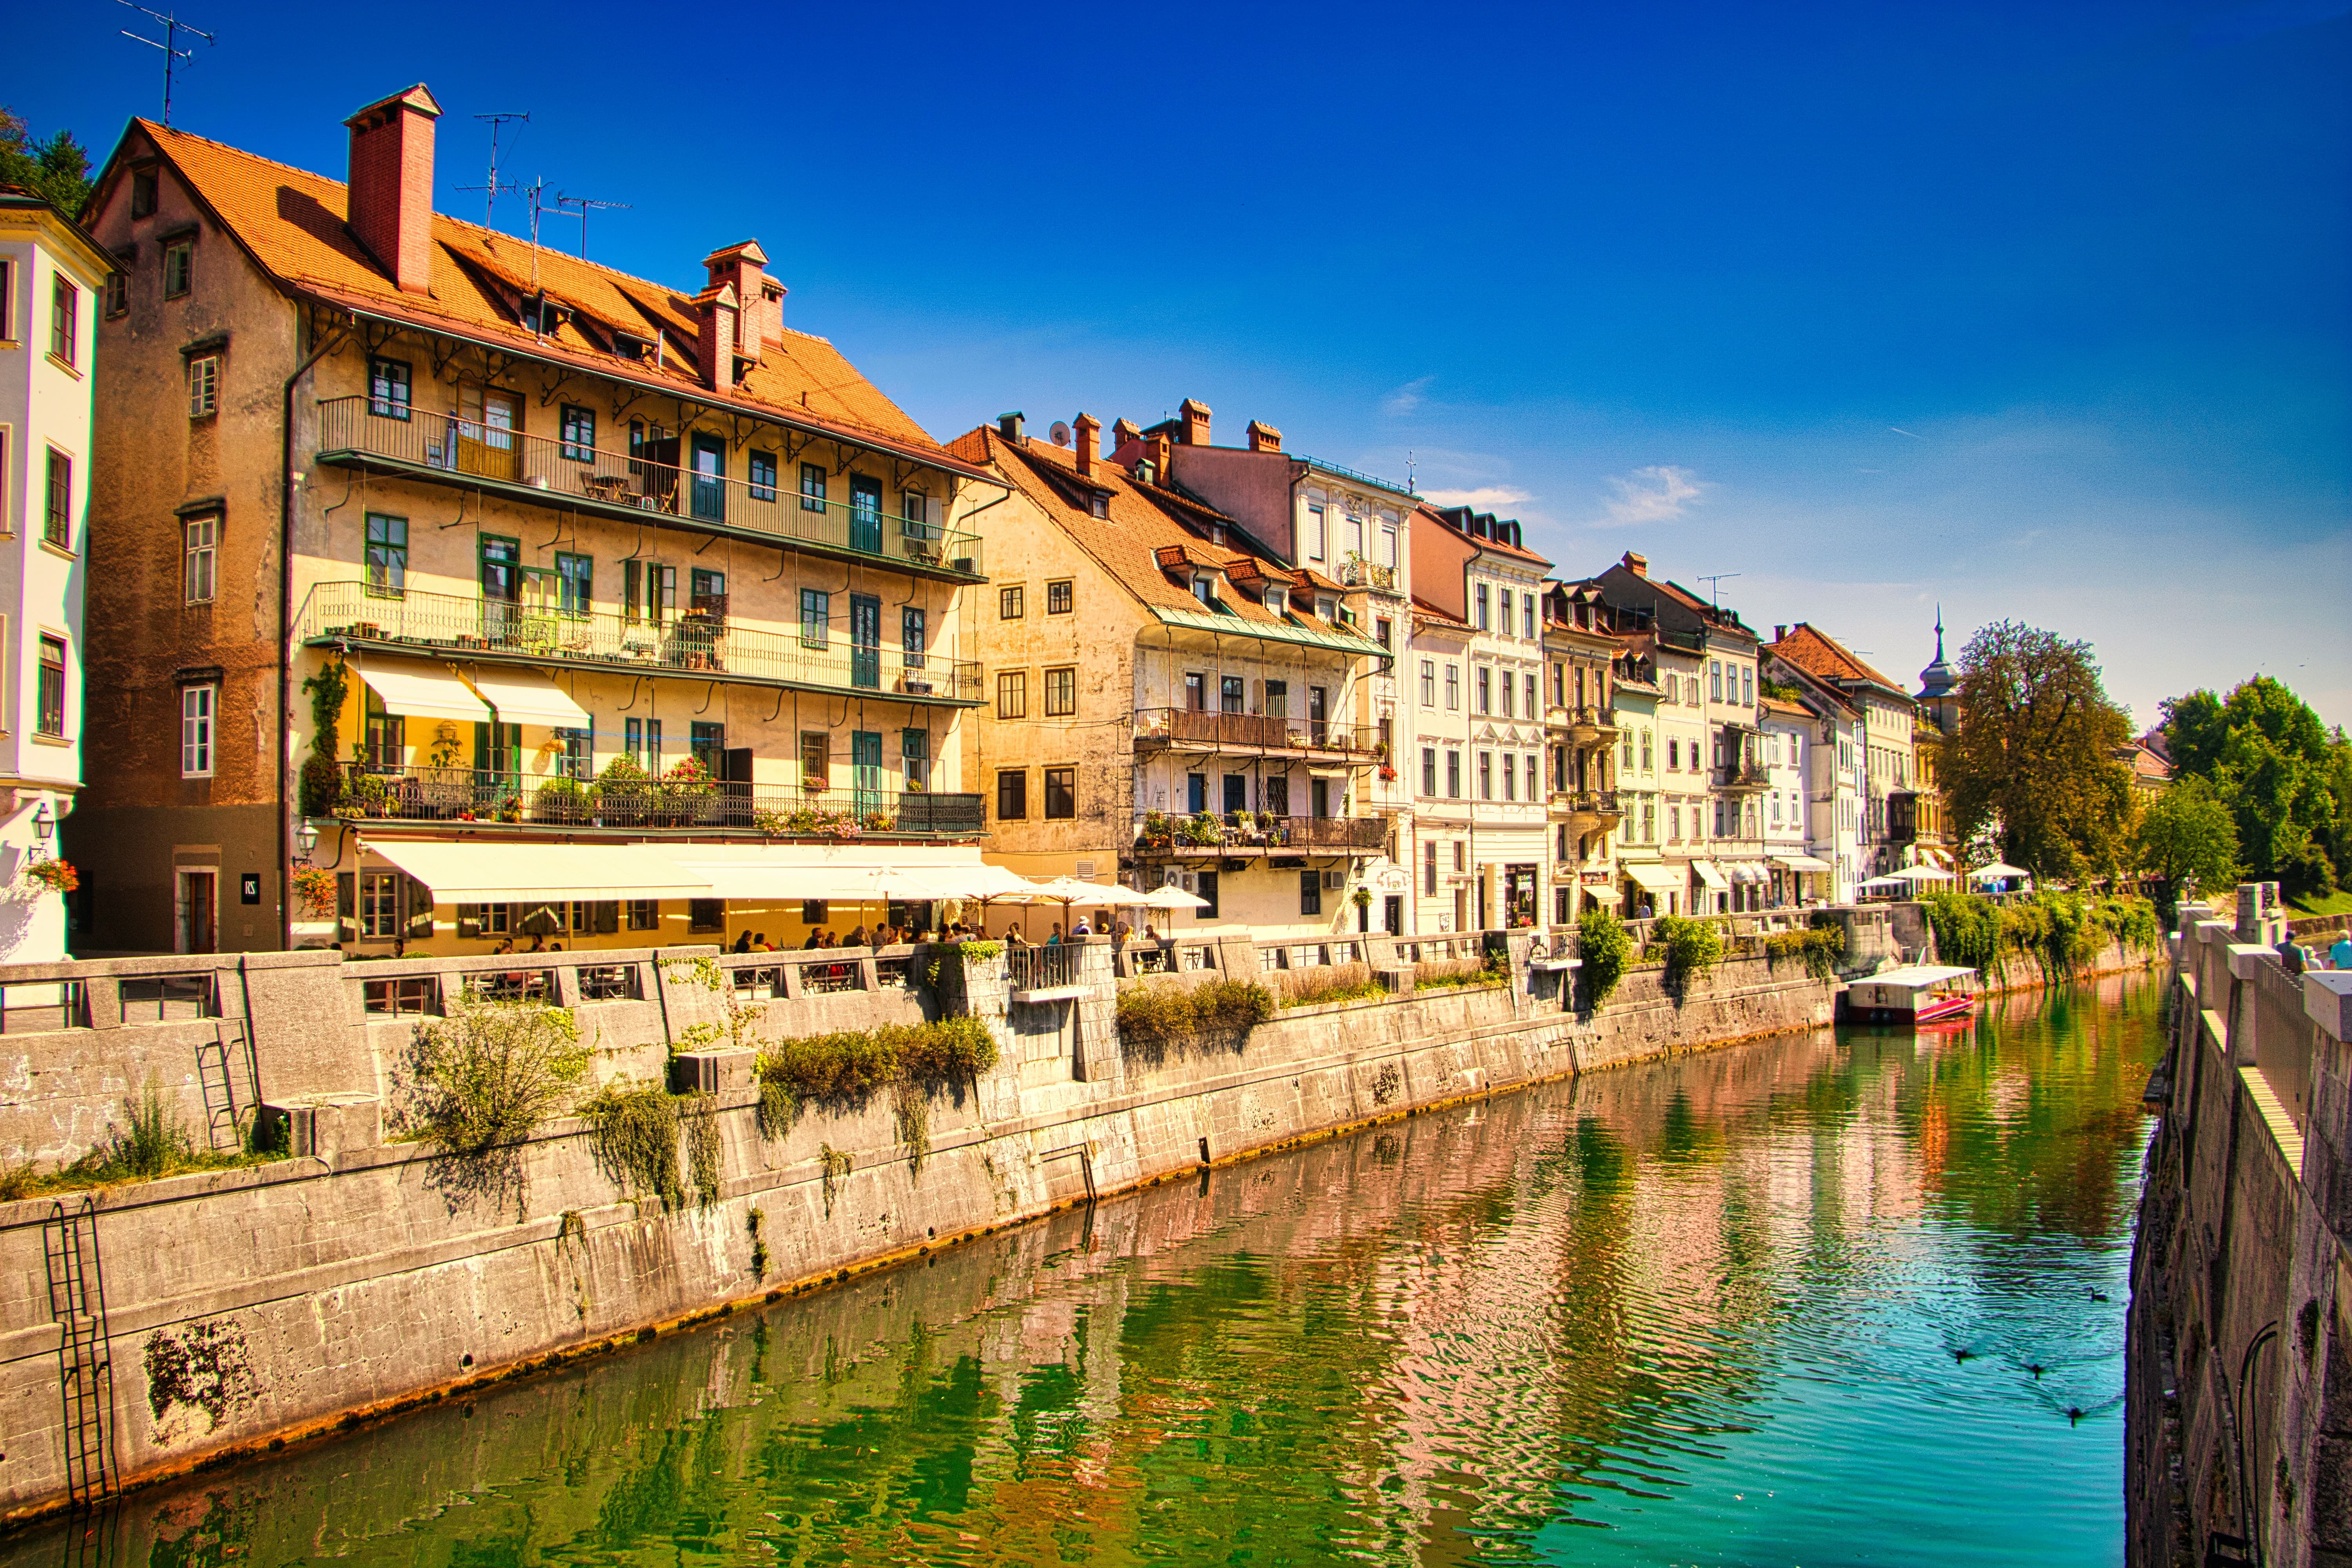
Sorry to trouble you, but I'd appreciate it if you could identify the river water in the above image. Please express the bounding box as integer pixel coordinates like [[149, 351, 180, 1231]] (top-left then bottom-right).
[[11, 971, 2163, 1567]]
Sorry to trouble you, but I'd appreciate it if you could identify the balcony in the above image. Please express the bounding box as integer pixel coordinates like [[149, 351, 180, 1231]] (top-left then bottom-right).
[[314, 396, 985, 584], [1132, 811, 1387, 858], [1549, 789, 1622, 834], [298, 581, 982, 706], [1132, 706, 1381, 762], [1336, 559, 1402, 596], [1556, 704, 1619, 746], [328, 763, 985, 838], [1715, 760, 1770, 791]]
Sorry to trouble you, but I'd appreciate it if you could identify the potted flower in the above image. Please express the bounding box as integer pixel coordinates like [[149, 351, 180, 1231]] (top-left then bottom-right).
[[20, 858, 78, 895], [1377, 763, 1398, 782], [1182, 812, 1223, 847], [597, 753, 651, 826], [658, 755, 716, 826], [533, 775, 590, 824], [862, 809, 895, 832], [1140, 810, 1173, 849], [291, 864, 338, 948]]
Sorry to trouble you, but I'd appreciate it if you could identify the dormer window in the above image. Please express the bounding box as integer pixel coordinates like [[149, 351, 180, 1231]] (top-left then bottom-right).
[[1317, 597, 1337, 621], [1265, 586, 1285, 612], [1089, 494, 1107, 519], [1191, 575, 1214, 606], [613, 331, 652, 361]]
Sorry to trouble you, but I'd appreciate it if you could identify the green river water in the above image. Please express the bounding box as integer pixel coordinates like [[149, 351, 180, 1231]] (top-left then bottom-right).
[[11, 970, 2163, 1566]]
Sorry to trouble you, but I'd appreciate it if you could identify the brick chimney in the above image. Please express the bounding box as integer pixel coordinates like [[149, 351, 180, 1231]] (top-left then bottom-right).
[[1179, 398, 1211, 447], [1773, 624, 1787, 643], [1621, 550, 1648, 578], [998, 410, 1025, 444], [704, 241, 780, 355], [1145, 432, 1173, 480], [695, 282, 739, 390], [1112, 417, 1140, 450], [344, 85, 441, 296], [1074, 412, 1100, 479], [1246, 419, 1281, 453]]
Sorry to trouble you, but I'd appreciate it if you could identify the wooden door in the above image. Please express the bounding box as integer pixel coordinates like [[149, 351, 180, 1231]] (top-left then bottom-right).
[[180, 871, 216, 954], [456, 386, 521, 481]]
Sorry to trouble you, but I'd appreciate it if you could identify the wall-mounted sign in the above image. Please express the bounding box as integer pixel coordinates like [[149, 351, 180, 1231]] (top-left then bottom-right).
[[239, 873, 261, 905]]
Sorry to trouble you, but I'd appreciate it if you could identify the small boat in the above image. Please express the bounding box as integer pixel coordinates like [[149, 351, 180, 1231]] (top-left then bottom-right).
[[1840, 964, 1980, 1025]]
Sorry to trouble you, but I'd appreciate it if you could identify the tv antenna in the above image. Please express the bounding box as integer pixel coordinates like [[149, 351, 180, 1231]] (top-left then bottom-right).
[[461, 111, 528, 225], [1406, 450, 1416, 494], [117, 2, 214, 128], [554, 191, 631, 259], [1696, 572, 1741, 607]]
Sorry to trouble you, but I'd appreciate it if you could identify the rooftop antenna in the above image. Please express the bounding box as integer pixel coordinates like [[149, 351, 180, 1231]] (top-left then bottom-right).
[[117, 2, 214, 129], [1696, 572, 1741, 607], [461, 111, 528, 226], [554, 191, 632, 259], [1406, 450, 1416, 494]]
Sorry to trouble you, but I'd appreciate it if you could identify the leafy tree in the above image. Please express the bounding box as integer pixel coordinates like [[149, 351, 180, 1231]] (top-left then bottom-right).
[[1936, 621, 2134, 883], [2160, 676, 2348, 900], [0, 108, 93, 214], [2132, 777, 2240, 913]]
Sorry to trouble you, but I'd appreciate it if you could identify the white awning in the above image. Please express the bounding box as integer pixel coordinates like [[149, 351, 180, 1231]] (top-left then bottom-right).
[[1623, 862, 1681, 894], [365, 840, 710, 902], [1773, 854, 1835, 873], [463, 668, 591, 728], [1692, 860, 1730, 890], [669, 846, 1018, 904], [1582, 886, 1624, 905], [356, 662, 489, 725], [1730, 862, 1769, 884]]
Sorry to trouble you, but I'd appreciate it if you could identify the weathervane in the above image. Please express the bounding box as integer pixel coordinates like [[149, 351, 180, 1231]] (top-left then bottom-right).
[[117, 1, 214, 128]]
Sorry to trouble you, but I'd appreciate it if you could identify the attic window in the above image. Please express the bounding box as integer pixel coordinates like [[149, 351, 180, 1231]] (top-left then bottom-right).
[[1088, 494, 1107, 519], [1191, 576, 1214, 606], [1264, 586, 1284, 612], [1317, 597, 1338, 621], [613, 331, 652, 361], [131, 167, 159, 219], [520, 296, 564, 334]]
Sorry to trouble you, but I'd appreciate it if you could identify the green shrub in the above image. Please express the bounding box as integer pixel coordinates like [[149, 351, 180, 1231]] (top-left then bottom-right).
[[1, 1075, 286, 1200], [1921, 889, 2006, 976], [111, 1073, 188, 1178], [1115, 977, 1277, 1050], [753, 1017, 1001, 1171], [578, 1080, 706, 1210], [1763, 924, 1845, 983], [406, 1000, 591, 1156], [1577, 908, 1633, 1008], [1651, 916, 1724, 997], [1276, 962, 1385, 1008]]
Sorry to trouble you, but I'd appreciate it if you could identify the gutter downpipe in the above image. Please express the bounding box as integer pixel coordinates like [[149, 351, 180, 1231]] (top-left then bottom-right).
[[279, 315, 353, 950]]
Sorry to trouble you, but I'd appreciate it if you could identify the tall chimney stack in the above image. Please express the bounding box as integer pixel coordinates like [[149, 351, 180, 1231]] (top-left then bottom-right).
[[998, 411, 1025, 444], [1073, 412, 1100, 479], [1621, 550, 1649, 578], [1246, 419, 1281, 453], [695, 282, 740, 390], [703, 241, 778, 356], [344, 85, 442, 296], [1178, 397, 1211, 447]]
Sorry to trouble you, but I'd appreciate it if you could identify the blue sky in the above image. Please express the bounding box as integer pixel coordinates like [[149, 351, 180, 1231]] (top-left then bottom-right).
[[20, 0, 2349, 726]]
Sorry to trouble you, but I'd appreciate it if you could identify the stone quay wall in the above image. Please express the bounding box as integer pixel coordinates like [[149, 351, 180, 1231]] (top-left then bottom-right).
[[2125, 889, 2352, 1568], [0, 923, 1847, 1521]]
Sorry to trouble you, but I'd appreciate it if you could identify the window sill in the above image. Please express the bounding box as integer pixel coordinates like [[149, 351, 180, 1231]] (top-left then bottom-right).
[[30, 733, 71, 748], [38, 540, 77, 563]]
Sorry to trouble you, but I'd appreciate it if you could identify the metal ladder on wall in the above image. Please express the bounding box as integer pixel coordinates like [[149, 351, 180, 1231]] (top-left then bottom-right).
[[42, 1196, 117, 1506], [195, 1020, 254, 1152]]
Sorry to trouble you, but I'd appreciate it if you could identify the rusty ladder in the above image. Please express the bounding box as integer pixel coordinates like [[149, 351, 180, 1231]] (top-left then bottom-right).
[[42, 1196, 117, 1506], [194, 1020, 254, 1152]]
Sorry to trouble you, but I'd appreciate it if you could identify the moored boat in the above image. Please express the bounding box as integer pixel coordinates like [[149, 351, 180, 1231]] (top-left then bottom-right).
[[1839, 964, 1979, 1025]]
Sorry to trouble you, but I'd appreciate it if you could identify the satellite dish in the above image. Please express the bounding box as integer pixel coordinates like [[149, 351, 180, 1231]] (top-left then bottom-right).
[[1049, 421, 1073, 448]]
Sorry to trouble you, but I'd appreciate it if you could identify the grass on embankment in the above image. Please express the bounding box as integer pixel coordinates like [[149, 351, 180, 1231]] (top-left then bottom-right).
[[2288, 887, 2352, 919], [0, 1075, 289, 1201]]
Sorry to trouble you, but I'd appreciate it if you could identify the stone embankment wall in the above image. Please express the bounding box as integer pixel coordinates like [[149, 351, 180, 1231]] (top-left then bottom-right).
[[2125, 889, 2352, 1568], [0, 926, 1843, 1520]]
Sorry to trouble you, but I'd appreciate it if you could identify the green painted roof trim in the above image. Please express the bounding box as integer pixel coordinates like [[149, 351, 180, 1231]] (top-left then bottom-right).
[[1150, 605, 1387, 655]]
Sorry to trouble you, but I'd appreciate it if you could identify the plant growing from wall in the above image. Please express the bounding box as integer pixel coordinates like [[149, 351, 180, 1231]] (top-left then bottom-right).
[[753, 1016, 998, 1172], [299, 661, 351, 816], [1577, 907, 1632, 1009], [1115, 978, 1276, 1055], [818, 1142, 852, 1219], [1762, 924, 1846, 983], [1920, 890, 2006, 977], [747, 1206, 768, 1278], [922, 938, 1001, 993], [1649, 916, 1724, 1000], [577, 1081, 724, 1211], [406, 999, 590, 1156]]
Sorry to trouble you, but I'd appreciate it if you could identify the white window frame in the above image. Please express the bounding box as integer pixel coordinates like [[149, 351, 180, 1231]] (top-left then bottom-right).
[[181, 683, 216, 777], [187, 354, 218, 417], [183, 514, 218, 603]]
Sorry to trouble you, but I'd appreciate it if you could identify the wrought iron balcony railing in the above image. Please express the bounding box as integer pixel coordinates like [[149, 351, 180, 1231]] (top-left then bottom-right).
[[1131, 706, 1381, 759], [1336, 559, 1400, 594], [1549, 789, 1622, 820], [1714, 760, 1770, 789], [298, 581, 982, 704], [328, 762, 984, 837], [1131, 810, 1388, 856], [316, 396, 984, 581]]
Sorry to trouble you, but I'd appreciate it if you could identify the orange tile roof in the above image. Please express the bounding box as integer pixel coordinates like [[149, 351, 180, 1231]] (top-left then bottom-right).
[[126, 120, 982, 478], [1770, 623, 1906, 695], [1410, 595, 1474, 634], [949, 427, 1375, 645]]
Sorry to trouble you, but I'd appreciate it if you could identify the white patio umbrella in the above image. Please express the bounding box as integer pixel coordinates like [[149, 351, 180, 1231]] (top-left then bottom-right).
[[1887, 865, 1955, 883], [1968, 862, 2031, 882], [1008, 877, 1150, 939], [1138, 884, 1210, 911]]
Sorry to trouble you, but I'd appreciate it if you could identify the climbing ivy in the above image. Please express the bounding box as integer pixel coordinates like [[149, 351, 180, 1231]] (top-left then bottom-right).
[[299, 661, 351, 816]]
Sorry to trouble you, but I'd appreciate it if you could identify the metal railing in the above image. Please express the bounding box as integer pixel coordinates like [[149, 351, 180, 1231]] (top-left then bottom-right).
[[1131, 706, 1380, 757], [1715, 760, 1770, 789], [1549, 789, 1622, 819], [1132, 811, 1388, 855], [1007, 944, 1083, 993], [317, 397, 985, 579], [1297, 454, 1416, 498], [330, 762, 985, 837], [298, 581, 982, 704], [1336, 559, 1400, 593]]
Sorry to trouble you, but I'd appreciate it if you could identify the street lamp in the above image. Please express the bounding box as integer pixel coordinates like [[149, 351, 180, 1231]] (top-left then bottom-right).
[[29, 800, 53, 863], [294, 818, 320, 864]]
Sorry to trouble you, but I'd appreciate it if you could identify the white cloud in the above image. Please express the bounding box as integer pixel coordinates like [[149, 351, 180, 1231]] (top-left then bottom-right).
[[1381, 376, 1435, 417], [1421, 485, 1531, 510], [1596, 465, 1705, 525]]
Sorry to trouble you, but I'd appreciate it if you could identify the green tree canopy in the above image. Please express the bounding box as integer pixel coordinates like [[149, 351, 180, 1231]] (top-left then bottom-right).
[[2159, 675, 2348, 899], [2132, 777, 2240, 904], [0, 109, 92, 215], [1936, 621, 2134, 884]]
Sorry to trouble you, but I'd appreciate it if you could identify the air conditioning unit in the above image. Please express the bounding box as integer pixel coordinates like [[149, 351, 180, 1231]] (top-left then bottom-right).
[[1181, 871, 1199, 893], [1163, 867, 1184, 889], [1074, 860, 1096, 877], [1323, 870, 1345, 889]]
